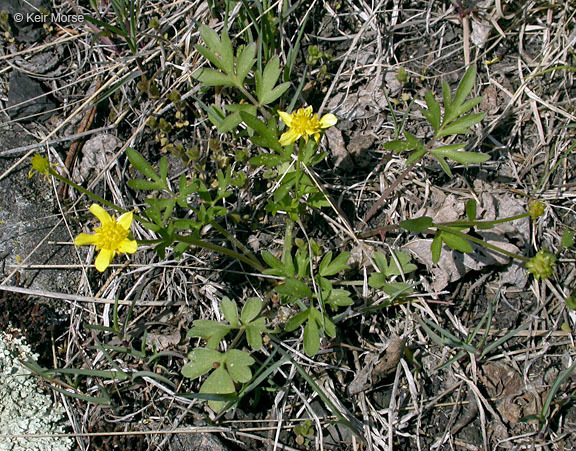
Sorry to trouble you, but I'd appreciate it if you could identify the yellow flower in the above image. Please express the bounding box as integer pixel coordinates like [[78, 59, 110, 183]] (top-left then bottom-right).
[[277, 106, 337, 146], [28, 154, 55, 180], [74, 204, 137, 272]]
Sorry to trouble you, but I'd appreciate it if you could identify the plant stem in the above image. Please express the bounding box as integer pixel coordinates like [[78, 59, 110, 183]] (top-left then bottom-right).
[[210, 220, 261, 268], [49, 169, 144, 220], [436, 225, 530, 263], [441, 212, 530, 228], [173, 233, 265, 271]]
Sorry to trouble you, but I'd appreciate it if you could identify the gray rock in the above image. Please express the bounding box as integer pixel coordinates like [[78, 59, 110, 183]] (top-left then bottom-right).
[[6, 71, 57, 122]]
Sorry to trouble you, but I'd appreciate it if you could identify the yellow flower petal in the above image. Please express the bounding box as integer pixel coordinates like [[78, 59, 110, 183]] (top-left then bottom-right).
[[320, 114, 338, 128], [278, 111, 293, 127], [303, 106, 313, 116], [95, 249, 115, 272], [279, 129, 301, 146], [117, 239, 138, 254], [90, 204, 113, 225], [74, 233, 97, 247], [117, 211, 133, 230]]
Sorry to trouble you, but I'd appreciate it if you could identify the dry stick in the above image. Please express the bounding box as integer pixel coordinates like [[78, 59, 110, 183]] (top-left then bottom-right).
[[0, 284, 180, 307], [361, 161, 417, 226], [0, 126, 115, 157]]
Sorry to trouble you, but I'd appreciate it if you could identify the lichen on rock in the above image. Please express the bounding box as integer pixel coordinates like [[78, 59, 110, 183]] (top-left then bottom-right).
[[0, 331, 72, 451]]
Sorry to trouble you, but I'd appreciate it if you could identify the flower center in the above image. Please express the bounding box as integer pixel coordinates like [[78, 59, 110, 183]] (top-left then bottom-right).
[[94, 222, 128, 250], [291, 111, 321, 135]]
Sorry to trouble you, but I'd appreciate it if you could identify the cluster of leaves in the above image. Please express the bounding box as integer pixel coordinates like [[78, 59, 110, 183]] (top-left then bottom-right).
[[263, 247, 352, 356], [181, 297, 268, 411], [251, 137, 330, 219], [195, 25, 289, 132], [368, 250, 418, 298], [385, 66, 489, 176], [126, 147, 234, 258]]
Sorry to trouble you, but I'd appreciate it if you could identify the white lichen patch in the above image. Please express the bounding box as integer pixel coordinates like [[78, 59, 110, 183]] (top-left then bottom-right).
[[0, 331, 73, 451]]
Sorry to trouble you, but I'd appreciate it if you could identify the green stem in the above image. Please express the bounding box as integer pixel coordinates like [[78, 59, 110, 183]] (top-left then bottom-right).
[[172, 233, 265, 271], [294, 142, 303, 202], [441, 212, 530, 228], [50, 169, 142, 220], [237, 84, 269, 120], [210, 220, 261, 268], [436, 225, 530, 263]]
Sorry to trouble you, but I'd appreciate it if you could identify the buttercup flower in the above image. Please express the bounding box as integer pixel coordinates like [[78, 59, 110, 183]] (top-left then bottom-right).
[[28, 154, 55, 180], [278, 106, 337, 146], [74, 204, 137, 272]]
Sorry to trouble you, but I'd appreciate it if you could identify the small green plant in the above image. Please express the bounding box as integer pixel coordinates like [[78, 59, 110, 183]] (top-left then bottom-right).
[[26, 24, 562, 424], [384, 65, 488, 177]]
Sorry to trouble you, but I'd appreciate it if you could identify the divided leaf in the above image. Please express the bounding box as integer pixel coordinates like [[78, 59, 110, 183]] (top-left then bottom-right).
[[181, 348, 222, 380]]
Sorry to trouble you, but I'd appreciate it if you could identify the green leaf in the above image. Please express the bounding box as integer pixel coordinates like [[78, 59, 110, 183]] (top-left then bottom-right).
[[225, 349, 255, 383], [561, 229, 575, 248], [431, 233, 443, 264], [319, 252, 350, 277], [431, 147, 490, 165], [127, 179, 165, 191], [441, 231, 473, 253], [406, 147, 427, 165], [452, 65, 476, 110], [261, 250, 284, 270], [198, 26, 234, 75], [437, 113, 485, 137], [200, 366, 235, 412], [368, 272, 389, 289], [285, 309, 309, 332], [218, 30, 235, 74], [400, 216, 433, 233], [240, 112, 282, 152], [236, 43, 256, 84], [442, 80, 452, 120], [193, 68, 235, 86], [381, 282, 414, 296], [256, 56, 284, 104], [221, 297, 239, 327], [249, 154, 287, 168], [424, 91, 441, 131], [127, 147, 160, 181], [372, 252, 389, 272], [383, 139, 418, 153], [466, 199, 477, 221], [241, 297, 263, 324], [303, 318, 320, 356], [217, 112, 243, 133], [435, 155, 453, 177], [261, 82, 290, 105], [386, 250, 418, 276], [245, 325, 263, 350], [187, 320, 232, 349], [181, 348, 222, 379], [453, 96, 483, 118], [275, 278, 312, 298], [325, 288, 354, 308]]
